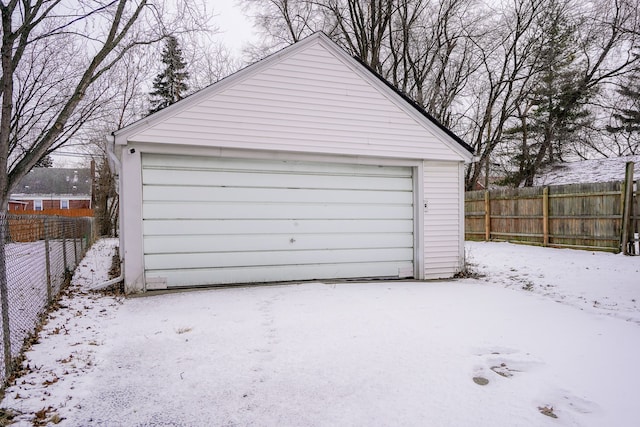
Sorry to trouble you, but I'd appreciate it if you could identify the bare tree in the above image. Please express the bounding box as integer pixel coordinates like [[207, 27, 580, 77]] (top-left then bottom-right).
[[242, 0, 640, 189], [320, 0, 395, 73], [0, 1, 158, 210], [466, 0, 640, 188], [393, 0, 479, 126], [463, 0, 545, 190], [242, 0, 324, 53], [0, 0, 152, 376], [244, 0, 396, 73], [182, 31, 242, 90], [245, 0, 478, 126], [0, 0, 224, 202]]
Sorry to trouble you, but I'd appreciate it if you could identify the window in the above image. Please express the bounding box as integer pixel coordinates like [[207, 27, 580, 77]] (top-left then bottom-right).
[[60, 199, 69, 209], [34, 200, 43, 211]]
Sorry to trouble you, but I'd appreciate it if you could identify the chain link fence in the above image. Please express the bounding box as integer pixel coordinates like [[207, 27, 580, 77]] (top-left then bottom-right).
[[0, 214, 96, 385]]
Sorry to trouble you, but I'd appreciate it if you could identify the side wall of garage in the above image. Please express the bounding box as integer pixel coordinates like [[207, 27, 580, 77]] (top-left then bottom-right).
[[423, 161, 466, 279]]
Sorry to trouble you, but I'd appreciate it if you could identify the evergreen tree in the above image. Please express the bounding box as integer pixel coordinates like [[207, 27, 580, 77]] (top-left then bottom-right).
[[34, 154, 53, 168], [149, 36, 190, 114], [503, 0, 593, 187], [607, 74, 640, 134]]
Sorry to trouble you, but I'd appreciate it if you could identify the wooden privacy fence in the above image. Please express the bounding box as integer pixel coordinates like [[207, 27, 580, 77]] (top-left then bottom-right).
[[465, 166, 638, 253], [10, 208, 94, 218], [8, 210, 95, 242]]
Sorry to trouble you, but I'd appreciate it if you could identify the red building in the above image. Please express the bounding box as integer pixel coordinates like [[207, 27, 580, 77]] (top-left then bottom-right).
[[9, 168, 93, 212]]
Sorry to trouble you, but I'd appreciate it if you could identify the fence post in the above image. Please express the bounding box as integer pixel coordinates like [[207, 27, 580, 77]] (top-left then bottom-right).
[[73, 219, 79, 267], [543, 187, 549, 247], [484, 190, 491, 241], [631, 180, 640, 255], [622, 162, 634, 255], [0, 213, 12, 379], [82, 218, 88, 256], [62, 219, 68, 272], [44, 218, 52, 303]]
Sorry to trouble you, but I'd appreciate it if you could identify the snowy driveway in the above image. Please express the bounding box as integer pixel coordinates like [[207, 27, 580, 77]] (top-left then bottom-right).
[[81, 282, 640, 427], [2, 240, 640, 426]]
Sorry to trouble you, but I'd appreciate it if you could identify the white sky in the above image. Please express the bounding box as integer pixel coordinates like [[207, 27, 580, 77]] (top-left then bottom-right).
[[209, 0, 258, 52]]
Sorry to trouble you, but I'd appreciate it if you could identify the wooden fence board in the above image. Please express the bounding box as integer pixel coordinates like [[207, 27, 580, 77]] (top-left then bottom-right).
[[10, 209, 94, 218], [465, 180, 630, 253]]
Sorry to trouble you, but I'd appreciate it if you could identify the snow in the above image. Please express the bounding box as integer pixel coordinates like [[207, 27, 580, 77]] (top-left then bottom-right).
[[1, 239, 639, 426], [533, 155, 640, 186], [466, 242, 640, 324], [4, 240, 82, 365]]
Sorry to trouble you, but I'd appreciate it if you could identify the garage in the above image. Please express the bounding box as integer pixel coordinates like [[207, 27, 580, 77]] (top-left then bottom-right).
[[142, 154, 415, 288], [113, 32, 474, 293]]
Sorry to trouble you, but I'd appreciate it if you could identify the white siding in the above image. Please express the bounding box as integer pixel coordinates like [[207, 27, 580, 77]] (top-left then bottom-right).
[[142, 154, 415, 288], [121, 147, 144, 294], [423, 161, 464, 279], [128, 39, 465, 162]]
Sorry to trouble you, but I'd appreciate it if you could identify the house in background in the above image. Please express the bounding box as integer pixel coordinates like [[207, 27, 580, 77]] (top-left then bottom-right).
[[113, 32, 474, 293], [533, 155, 640, 186], [8, 200, 28, 211], [9, 167, 94, 212]]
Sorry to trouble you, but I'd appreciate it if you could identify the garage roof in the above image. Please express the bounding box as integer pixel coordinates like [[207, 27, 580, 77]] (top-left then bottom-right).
[[115, 32, 473, 162]]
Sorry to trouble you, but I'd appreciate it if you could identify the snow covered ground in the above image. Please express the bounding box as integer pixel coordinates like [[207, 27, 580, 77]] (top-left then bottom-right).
[[1, 239, 639, 426], [3, 240, 82, 371]]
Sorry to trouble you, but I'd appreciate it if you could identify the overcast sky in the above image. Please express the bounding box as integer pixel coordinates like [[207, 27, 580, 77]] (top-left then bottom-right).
[[211, 0, 257, 52]]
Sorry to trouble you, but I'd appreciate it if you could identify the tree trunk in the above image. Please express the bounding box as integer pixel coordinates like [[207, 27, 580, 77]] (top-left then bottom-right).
[[0, 5, 15, 211]]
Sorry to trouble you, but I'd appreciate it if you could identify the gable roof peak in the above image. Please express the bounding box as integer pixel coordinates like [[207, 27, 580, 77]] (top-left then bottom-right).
[[115, 31, 473, 157]]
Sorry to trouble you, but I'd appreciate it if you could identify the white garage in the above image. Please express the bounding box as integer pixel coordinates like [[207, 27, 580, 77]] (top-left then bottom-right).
[[113, 32, 473, 293]]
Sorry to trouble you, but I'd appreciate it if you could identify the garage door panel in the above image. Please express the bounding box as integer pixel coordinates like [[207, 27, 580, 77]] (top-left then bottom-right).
[[142, 168, 413, 191], [144, 219, 414, 236], [142, 153, 411, 177], [144, 233, 413, 254], [143, 202, 413, 221], [143, 185, 413, 205], [142, 155, 414, 287], [147, 260, 415, 288], [144, 247, 414, 270]]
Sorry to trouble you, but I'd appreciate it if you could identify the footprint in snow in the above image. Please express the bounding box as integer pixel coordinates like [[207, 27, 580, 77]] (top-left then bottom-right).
[[472, 348, 543, 381], [490, 363, 518, 377]]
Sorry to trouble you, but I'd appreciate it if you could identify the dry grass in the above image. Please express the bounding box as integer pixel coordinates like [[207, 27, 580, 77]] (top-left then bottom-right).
[[0, 408, 16, 426], [538, 405, 558, 418]]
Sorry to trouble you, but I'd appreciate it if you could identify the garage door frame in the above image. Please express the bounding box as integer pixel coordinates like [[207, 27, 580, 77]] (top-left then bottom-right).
[[120, 143, 425, 291]]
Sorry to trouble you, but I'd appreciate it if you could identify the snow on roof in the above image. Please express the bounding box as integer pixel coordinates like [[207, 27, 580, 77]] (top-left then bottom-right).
[[12, 167, 93, 197], [533, 155, 640, 186]]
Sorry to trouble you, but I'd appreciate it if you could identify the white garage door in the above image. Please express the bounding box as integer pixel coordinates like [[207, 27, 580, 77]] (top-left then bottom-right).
[[142, 154, 415, 288]]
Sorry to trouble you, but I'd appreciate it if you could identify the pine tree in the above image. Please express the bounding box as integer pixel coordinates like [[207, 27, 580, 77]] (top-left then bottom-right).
[[503, 0, 592, 187], [607, 75, 640, 134], [149, 36, 190, 114], [35, 154, 53, 168]]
